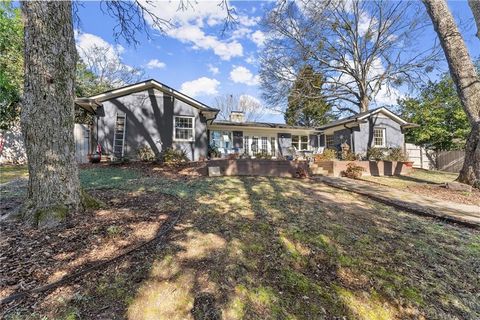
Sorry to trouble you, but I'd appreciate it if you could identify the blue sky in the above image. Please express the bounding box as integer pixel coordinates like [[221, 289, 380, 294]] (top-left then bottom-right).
[[74, 1, 479, 123]]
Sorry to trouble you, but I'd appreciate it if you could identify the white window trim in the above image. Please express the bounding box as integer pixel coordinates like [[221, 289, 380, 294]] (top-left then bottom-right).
[[292, 135, 310, 151], [325, 134, 334, 148], [373, 127, 386, 148], [173, 116, 195, 142]]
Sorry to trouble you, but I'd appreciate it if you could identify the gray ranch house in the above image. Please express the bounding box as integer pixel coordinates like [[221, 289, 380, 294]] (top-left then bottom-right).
[[76, 79, 415, 162]]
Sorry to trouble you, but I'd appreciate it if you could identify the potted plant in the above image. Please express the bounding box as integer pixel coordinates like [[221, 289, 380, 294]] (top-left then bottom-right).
[[89, 143, 102, 163]]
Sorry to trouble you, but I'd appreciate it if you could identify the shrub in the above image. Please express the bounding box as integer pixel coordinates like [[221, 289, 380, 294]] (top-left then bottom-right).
[[137, 145, 156, 161], [340, 150, 359, 161], [296, 166, 309, 179], [386, 147, 409, 161], [208, 145, 221, 158], [315, 148, 337, 162], [366, 147, 386, 161], [255, 151, 272, 160], [161, 148, 189, 166], [228, 153, 239, 160], [343, 162, 365, 179]]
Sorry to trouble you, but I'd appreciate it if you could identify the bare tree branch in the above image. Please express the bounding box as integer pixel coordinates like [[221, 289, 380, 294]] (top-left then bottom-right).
[[260, 0, 443, 114]]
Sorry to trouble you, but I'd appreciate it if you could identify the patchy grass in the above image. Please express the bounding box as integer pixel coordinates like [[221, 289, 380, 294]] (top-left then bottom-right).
[[361, 168, 457, 189], [3, 166, 479, 320], [361, 169, 480, 206], [0, 165, 28, 184], [79, 166, 141, 190]]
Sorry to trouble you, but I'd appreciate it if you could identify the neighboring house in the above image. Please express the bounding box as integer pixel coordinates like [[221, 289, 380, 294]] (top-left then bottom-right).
[[75, 79, 415, 162]]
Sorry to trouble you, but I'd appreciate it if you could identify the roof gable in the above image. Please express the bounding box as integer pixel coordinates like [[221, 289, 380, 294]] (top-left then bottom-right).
[[79, 79, 219, 113], [317, 107, 408, 130]]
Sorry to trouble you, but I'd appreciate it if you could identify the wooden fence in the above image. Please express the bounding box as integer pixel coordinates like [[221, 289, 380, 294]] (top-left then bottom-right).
[[436, 150, 465, 173], [405, 143, 465, 173]]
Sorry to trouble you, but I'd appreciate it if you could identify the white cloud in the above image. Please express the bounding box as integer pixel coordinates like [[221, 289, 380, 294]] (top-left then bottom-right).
[[146, 59, 166, 69], [207, 64, 219, 75], [238, 15, 261, 27], [230, 66, 260, 86], [250, 30, 266, 47], [137, 0, 262, 60], [245, 54, 256, 65], [167, 24, 243, 60], [76, 32, 122, 63], [373, 85, 402, 106], [75, 32, 140, 86], [181, 77, 220, 97]]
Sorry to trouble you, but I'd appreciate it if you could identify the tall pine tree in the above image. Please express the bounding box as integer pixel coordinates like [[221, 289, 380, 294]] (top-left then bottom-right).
[[285, 66, 331, 127]]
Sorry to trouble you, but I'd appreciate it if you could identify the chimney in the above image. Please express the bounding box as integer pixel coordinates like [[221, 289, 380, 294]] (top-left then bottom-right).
[[230, 111, 245, 123]]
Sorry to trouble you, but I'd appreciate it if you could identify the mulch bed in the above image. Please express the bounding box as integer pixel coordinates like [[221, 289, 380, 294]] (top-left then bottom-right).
[[0, 190, 180, 308]]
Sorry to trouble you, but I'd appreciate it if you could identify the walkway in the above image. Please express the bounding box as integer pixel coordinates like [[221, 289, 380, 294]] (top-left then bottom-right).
[[315, 176, 480, 228]]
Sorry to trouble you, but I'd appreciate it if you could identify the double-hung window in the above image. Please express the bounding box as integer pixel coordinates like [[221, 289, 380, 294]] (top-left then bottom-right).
[[373, 128, 386, 147], [325, 135, 334, 148], [174, 116, 194, 141], [270, 137, 276, 157], [261, 137, 268, 153], [292, 135, 309, 150]]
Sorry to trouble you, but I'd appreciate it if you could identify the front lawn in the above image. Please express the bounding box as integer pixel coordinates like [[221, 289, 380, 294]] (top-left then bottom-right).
[[0, 165, 28, 184], [361, 168, 480, 206], [2, 165, 479, 319]]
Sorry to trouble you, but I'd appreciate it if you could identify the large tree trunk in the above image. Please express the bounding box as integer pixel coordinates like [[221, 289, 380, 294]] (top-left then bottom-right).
[[423, 0, 480, 188], [21, 1, 83, 227]]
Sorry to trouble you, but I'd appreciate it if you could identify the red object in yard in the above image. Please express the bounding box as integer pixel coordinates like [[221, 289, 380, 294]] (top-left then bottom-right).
[[97, 143, 102, 155], [404, 161, 414, 168]]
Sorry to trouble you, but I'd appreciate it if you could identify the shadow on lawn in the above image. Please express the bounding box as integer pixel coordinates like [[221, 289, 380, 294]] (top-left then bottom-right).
[[5, 175, 478, 320]]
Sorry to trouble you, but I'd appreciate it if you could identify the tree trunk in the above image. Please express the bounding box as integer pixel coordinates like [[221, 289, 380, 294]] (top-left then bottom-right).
[[21, 1, 83, 227], [423, 0, 480, 188], [359, 95, 369, 113], [468, 0, 480, 40]]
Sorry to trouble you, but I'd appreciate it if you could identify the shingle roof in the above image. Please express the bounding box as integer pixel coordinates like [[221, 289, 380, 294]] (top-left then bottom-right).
[[211, 120, 318, 130]]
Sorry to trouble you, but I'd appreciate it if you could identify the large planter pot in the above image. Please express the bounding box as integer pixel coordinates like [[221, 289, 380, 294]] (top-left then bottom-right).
[[89, 153, 101, 163], [403, 161, 414, 168]]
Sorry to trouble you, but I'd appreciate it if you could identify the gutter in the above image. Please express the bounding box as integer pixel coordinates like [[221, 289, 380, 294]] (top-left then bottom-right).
[[75, 98, 102, 115]]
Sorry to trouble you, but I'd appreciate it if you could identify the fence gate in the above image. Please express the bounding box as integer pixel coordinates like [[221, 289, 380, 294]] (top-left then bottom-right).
[[74, 124, 90, 164]]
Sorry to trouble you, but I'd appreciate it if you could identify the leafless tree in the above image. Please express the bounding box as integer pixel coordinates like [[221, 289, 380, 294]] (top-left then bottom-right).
[[78, 44, 144, 89], [423, 0, 480, 188], [20, 0, 234, 228], [214, 94, 267, 122], [260, 0, 442, 115]]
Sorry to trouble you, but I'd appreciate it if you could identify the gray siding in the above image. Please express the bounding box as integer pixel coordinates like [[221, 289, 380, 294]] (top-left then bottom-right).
[[95, 88, 208, 161], [353, 114, 404, 154], [332, 128, 352, 150]]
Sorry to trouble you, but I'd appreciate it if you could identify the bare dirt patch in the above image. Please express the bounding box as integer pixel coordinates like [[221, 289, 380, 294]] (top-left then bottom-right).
[[0, 190, 179, 307], [406, 184, 480, 206]]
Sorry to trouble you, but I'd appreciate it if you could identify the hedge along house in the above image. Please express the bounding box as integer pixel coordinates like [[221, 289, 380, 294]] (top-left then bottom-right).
[[75, 79, 415, 162], [317, 107, 418, 155]]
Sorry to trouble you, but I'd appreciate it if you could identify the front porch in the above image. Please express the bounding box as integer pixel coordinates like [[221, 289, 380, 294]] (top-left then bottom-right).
[[208, 128, 318, 159]]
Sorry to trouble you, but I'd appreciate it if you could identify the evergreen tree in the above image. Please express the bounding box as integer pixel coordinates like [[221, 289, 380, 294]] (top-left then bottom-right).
[[285, 66, 332, 127], [398, 74, 470, 151]]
